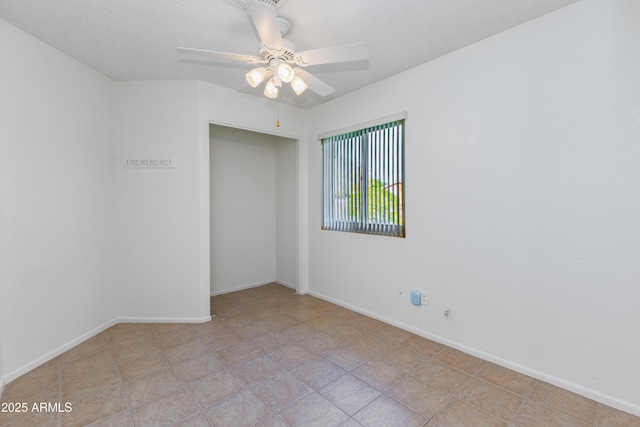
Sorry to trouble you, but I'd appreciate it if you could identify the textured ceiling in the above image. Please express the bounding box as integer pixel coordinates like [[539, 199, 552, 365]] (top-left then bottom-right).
[[0, 0, 580, 108]]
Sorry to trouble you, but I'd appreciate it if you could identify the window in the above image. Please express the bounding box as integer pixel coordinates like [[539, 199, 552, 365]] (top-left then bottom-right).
[[321, 114, 405, 237]]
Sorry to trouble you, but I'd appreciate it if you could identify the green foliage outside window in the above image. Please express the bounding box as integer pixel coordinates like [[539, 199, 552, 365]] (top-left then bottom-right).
[[348, 179, 402, 225]]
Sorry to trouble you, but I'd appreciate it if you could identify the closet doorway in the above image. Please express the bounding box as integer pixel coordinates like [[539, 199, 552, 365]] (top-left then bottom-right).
[[209, 124, 299, 301]]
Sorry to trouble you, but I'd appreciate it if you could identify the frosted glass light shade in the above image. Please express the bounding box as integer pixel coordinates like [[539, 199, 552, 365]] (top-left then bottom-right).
[[264, 78, 279, 99], [245, 67, 267, 87], [277, 63, 295, 83], [291, 75, 308, 95]]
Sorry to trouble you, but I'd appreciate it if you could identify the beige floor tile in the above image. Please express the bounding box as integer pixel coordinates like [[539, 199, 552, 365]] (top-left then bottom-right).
[[435, 347, 485, 375], [61, 334, 110, 364], [188, 368, 246, 409], [155, 328, 197, 349], [351, 357, 406, 392], [305, 315, 341, 333], [529, 382, 598, 425], [476, 362, 537, 397], [172, 412, 211, 427], [2, 358, 60, 398], [230, 354, 286, 385], [7, 285, 637, 427], [129, 388, 199, 427], [386, 375, 450, 419], [62, 384, 127, 427], [225, 314, 257, 330], [597, 404, 640, 427], [319, 374, 381, 416], [287, 307, 324, 322], [251, 371, 313, 410], [350, 316, 386, 331], [0, 390, 59, 426], [116, 351, 170, 382], [414, 359, 470, 394], [350, 334, 389, 354], [254, 330, 298, 351], [147, 323, 190, 337], [106, 329, 154, 351], [332, 326, 364, 343], [201, 329, 245, 351], [292, 356, 346, 389], [262, 314, 299, 331], [173, 352, 227, 383], [161, 338, 210, 364], [402, 335, 446, 358], [122, 369, 182, 407], [322, 345, 371, 371], [0, 384, 59, 405], [204, 389, 272, 427], [281, 322, 319, 341], [300, 333, 343, 353], [252, 414, 288, 427], [85, 409, 134, 427], [278, 392, 349, 427], [1, 410, 60, 427], [236, 321, 274, 339], [216, 340, 264, 365], [512, 401, 590, 427], [429, 398, 506, 427], [339, 419, 365, 427], [111, 340, 163, 365], [269, 342, 315, 369], [61, 367, 120, 401], [105, 323, 149, 336], [456, 377, 524, 423], [376, 347, 429, 374], [353, 395, 427, 427], [189, 319, 231, 337], [61, 351, 115, 381], [371, 325, 413, 345]]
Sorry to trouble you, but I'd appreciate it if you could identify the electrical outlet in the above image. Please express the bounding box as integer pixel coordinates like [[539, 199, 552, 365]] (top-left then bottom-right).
[[421, 291, 429, 306], [397, 287, 406, 301]]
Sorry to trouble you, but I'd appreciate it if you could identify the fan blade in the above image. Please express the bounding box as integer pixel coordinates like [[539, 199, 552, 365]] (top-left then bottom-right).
[[246, 0, 283, 50], [296, 43, 369, 66], [294, 69, 334, 97], [177, 47, 259, 64]]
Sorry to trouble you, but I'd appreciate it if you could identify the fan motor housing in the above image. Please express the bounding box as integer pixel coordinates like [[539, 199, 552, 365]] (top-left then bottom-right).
[[259, 39, 296, 63]]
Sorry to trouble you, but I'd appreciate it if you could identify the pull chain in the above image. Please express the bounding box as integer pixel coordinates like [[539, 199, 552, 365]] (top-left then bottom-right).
[[276, 97, 281, 127]]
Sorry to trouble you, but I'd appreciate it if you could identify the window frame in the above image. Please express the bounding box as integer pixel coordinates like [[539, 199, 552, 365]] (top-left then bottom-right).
[[320, 113, 406, 238]]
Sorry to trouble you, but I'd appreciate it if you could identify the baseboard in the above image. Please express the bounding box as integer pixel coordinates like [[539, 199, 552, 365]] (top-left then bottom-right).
[[210, 279, 276, 296], [307, 290, 640, 417], [2, 313, 212, 389], [117, 316, 212, 324], [275, 279, 297, 291], [3, 318, 118, 385]]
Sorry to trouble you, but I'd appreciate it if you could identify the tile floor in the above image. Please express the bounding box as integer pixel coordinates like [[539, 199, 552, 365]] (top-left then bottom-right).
[[1, 283, 639, 427]]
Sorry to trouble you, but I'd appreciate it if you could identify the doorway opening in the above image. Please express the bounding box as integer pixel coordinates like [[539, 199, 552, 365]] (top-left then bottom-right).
[[209, 124, 299, 313]]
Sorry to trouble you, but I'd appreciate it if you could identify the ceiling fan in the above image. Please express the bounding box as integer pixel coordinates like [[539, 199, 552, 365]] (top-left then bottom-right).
[[177, 0, 369, 100]]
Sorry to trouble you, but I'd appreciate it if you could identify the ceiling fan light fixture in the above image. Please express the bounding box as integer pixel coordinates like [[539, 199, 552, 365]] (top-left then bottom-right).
[[264, 77, 279, 99], [277, 62, 294, 83], [245, 67, 267, 87], [291, 75, 308, 95]]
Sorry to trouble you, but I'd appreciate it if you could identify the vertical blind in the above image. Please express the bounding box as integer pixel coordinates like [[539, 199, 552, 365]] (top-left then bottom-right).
[[321, 118, 405, 237]]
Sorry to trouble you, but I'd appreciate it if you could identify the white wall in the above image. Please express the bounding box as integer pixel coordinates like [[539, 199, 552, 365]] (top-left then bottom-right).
[[275, 137, 298, 288], [114, 81, 209, 322], [305, 0, 640, 414], [0, 19, 117, 383]]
